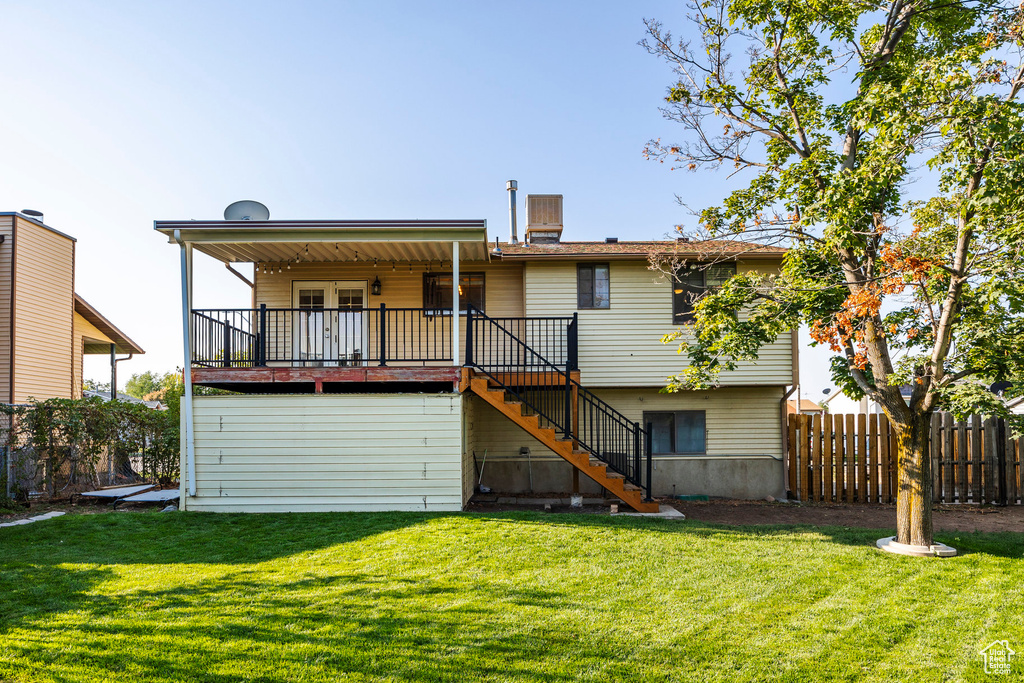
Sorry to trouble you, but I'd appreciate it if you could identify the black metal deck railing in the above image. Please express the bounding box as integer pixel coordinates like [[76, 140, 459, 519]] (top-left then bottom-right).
[[466, 307, 652, 500], [190, 306, 578, 369]]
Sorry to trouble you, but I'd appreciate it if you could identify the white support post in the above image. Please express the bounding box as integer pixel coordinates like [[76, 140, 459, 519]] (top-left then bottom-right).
[[175, 230, 197, 498], [452, 241, 460, 367]]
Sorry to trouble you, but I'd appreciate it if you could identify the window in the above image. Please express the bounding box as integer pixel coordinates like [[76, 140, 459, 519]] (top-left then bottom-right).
[[672, 263, 736, 324], [645, 411, 706, 455], [298, 289, 325, 309], [423, 272, 485, 313], [577, 264, 610, 309]]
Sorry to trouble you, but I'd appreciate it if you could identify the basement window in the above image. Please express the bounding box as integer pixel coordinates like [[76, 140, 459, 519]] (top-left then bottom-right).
[[644, 411, 706, 455], [577, 264, 610, 309]]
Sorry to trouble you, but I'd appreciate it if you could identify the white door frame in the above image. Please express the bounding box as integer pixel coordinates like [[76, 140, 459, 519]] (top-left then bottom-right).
[[291, 280, 368, 366]]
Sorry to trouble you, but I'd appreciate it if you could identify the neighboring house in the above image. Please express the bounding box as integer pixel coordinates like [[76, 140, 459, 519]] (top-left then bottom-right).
[[1006, 396, 1024, 415], [157, 194, 796, 513], [822, 385, 914, 415], [0, 212, 144, 403], [786, 399, 823, 415], [84, 389, 166, 411]]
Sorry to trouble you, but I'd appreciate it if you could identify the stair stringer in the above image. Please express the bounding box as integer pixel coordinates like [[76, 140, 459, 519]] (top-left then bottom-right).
[[467, 377, 658, 513]]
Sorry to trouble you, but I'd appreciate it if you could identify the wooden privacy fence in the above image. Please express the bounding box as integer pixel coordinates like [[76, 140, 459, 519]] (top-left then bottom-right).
[[787, 413, 1022, 505]]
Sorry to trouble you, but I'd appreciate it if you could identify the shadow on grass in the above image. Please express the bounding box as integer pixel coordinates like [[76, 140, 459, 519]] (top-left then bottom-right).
[[473, 511, 1024, 559], [3, 509, 1021, 569], [0, 558, 629, 682], [2, 510, 1022, 681]]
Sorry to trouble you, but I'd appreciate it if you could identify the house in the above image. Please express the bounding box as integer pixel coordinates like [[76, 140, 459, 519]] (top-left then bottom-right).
[[786, 399, 823, 415], [1006, 396, 1024, 415], [821, 384, 914, 415], [0, 212, 144, 403], [157, 192, 795, 513], [84, 389, 166, 411]]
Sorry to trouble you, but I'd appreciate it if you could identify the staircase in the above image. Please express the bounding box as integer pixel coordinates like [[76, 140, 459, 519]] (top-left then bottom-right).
[[465, 308, 657, 513]]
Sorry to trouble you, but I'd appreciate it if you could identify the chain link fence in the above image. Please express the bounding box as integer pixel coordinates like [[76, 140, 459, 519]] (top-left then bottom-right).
[[1, 400, 178, 502]]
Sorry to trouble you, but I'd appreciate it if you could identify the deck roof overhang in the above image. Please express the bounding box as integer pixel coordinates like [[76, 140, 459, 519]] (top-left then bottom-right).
[[154, 219, 491, 264]]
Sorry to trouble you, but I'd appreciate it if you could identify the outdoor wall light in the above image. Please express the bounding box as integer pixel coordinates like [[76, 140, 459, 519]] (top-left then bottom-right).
[[371, 276, 382, 296]]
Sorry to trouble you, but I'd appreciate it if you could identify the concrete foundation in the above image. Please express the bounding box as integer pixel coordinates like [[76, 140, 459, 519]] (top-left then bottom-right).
[[477, 455, 784, 500]]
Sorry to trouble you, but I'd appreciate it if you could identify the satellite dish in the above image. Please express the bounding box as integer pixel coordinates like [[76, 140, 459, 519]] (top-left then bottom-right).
[[990, 381, 1013, 396], [224, 200, 270, 221]]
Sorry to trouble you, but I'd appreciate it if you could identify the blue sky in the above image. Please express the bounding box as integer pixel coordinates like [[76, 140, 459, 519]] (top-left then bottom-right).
[[1, 1, 831, 400]]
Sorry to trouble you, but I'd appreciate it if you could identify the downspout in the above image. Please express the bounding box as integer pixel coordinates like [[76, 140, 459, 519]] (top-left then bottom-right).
[[780, 327, 800, 498], [109, 345, 134, 399], [780, 384, 797, 498], [173, 229, 197, 497]]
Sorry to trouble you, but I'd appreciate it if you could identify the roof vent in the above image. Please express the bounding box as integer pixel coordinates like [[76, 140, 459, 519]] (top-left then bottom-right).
[[676, 236, 690, 243], [605, 237, 618, 244], [21, 209, 43, 222], [525, 194, 563, 245]]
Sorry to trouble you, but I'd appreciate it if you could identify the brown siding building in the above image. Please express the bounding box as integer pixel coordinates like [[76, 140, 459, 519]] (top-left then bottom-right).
[[0, 212, 143, 403]]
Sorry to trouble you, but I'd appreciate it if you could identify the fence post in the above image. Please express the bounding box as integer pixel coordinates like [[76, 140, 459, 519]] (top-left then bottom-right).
[[379, 303, 387, 367], [4, 444, 10, 499], [644, 421, 653, 502], [257, 304, 267, 366], [787, 414, 797, 499], [997, 418, 1008, 506], [984, 417, 997, 504], [465, 306, 474, 367]]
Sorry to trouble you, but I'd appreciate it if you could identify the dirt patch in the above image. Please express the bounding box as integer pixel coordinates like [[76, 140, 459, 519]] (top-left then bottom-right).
[[7, 497, 1022, 534], [666, 499, 1024, 534], [0, 498, 152, 523]]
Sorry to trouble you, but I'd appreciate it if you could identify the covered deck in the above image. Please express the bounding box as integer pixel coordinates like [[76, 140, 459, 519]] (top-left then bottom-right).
[[155, 219, 576, 392]]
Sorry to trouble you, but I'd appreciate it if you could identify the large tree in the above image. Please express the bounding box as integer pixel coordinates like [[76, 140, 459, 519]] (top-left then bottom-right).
[[643, 0, 1024, 547], [124, 371, 168, 400]]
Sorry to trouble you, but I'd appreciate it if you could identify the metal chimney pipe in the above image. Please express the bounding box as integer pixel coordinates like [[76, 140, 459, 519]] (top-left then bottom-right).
[[506, 180, 518, 244]]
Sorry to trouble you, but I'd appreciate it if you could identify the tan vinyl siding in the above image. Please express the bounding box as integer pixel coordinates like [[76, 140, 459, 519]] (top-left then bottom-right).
[[73, 312, 114, 398], [523, 260, 793, 387], [253, 261, 524, 364], [0, 216, 13, 402], [12, 218, 74, 402], [187, 393, 464, 512]]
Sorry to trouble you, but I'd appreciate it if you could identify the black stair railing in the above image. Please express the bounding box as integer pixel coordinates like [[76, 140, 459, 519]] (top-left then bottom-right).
[[466, 306, 652, 500]]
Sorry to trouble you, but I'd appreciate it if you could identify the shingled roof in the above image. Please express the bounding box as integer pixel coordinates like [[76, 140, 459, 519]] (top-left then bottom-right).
[[496, 239, 786, 260]]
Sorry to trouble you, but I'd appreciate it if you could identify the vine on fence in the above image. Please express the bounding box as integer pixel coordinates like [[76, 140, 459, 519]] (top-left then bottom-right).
[[0, 397, 179, 502]]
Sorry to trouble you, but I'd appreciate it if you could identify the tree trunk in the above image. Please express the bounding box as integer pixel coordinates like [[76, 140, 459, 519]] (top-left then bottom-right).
[[894, 414, 933, 546]]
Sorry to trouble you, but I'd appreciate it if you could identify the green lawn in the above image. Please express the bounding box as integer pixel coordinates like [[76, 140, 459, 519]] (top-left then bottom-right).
[[0, 512, 1021, 682]]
